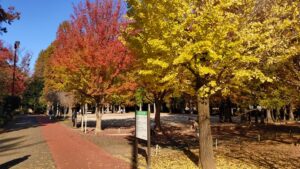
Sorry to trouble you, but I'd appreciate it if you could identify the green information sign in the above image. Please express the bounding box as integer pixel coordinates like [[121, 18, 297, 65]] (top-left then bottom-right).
[[136, 111, 147, 140], [135, 110, 151, 168]]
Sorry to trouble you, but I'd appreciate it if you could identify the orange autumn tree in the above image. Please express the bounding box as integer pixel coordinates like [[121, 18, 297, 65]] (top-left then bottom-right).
[[51, 0, 134, 132]]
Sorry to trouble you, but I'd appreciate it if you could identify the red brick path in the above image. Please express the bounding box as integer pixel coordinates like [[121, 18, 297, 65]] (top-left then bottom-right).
[[37, 117, 130, 169]]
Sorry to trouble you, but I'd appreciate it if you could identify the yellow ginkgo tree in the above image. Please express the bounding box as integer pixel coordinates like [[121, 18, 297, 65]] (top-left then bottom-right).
[[124, 0, 189, 130], [125, 0, 300, 168]]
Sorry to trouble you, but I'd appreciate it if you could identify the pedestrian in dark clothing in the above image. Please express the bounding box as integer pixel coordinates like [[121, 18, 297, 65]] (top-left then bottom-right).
[[49, 109, 53, 120]]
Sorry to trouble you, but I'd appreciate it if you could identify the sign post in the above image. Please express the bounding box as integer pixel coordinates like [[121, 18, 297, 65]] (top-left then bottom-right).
[[147, 110, 151, 169], [135, 111, 151, 169]]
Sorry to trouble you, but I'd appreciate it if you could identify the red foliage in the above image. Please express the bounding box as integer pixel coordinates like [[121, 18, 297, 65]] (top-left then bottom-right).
[[0, 40, 13, 62], [0, 40, 30, 96], [51, 0, 135, 100]]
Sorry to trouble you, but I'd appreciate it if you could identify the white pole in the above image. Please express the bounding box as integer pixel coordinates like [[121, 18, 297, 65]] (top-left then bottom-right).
[[85, 104, 88, 133], [148, 104, 151, 113]]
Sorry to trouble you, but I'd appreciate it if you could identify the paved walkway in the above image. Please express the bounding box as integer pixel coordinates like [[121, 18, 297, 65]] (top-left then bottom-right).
[[1, 115, 130, 169], [0, 115, 55, 169], [37, 116, 130, 169]]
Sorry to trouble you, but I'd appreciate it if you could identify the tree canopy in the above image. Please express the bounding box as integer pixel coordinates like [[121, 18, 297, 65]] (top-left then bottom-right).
[[0, 5, 20, 34]]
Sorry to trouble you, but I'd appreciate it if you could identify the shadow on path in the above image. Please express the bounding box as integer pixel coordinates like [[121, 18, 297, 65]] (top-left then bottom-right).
[[0, 115, 62, 134], [0, 155, 31, 169]]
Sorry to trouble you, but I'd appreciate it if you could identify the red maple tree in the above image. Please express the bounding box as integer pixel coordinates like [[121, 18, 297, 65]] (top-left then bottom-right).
[[50, 0, 135, 132], [0, 40, 30, 96]]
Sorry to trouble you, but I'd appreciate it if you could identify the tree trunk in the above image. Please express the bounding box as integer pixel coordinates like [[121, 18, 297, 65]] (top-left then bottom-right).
[[95, 104, 102, 134], [276, 108, 280, 122], [118, 105, 121, 113], [189, 100, 193, 114], [139, 103, 142, 111], [254, 110, 259, 123], [106, 104, 110, 113], [153, 103, 156, 115], [240, 108, 247, 123], [289, 103, 295, 121], [224, 108, 232, 123], [266, 109, 273, 124], [248, 110, 252, 123], [46, 104, 50, 116], [154, 100, 162, 130], [169, 99, 173, 114], [68, 106, 72, 117], [271, 109, 275, 120], [219, 109, 224, 123], [283, 107, 287, 122], [197, 96, 216, 169], [260, 110, 265, 124], [64, 107, 67, 119]]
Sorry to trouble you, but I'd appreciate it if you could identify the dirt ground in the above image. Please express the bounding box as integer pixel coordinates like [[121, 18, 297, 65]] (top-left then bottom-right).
[[64, 112, 300, 169]]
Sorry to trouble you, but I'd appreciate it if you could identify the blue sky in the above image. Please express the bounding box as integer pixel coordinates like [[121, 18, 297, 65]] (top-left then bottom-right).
[[0, 0, 81, 73]]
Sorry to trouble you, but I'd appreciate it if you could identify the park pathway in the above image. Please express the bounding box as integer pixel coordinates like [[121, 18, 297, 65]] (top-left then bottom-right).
[[37, 116, 130, 169], [0, 115, 55, 169]]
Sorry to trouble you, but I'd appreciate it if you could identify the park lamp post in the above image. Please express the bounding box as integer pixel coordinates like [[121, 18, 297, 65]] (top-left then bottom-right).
[[12, 41, 20, 96]]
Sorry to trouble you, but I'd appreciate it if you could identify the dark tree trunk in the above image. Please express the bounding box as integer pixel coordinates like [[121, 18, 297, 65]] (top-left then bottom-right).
[[223, 98, 232, 123], [254, 110, 259, 123], [189, 100, 193, 114], [248, 111, 252, 123], [219, 110, 224, 122], [260, 110, 265, 124], [276, 108, 280, 122], [240, 108, 247, 123], [271, 109, 275, 120], [219, 100, 225, 122], [154, 99, 162, 131], [283, 107, 287, 122], [169, 98, 173, 114], [197, 96, 216, 169], [224, 109, 232, 123]]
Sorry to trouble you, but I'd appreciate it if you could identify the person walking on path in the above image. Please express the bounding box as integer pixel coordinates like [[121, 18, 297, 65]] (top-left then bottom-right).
[[71, 107, 77, 127], [48, 108, 53, 120]]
